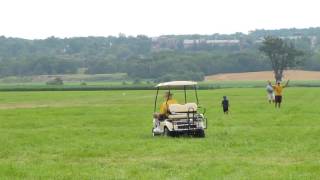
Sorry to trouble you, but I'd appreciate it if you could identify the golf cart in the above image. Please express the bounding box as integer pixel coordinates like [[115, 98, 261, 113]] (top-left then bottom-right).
[[152, 81, 207, 137]]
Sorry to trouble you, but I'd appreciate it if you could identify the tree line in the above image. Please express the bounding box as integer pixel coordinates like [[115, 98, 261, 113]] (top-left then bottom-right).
[[0, 27, 320, 81]]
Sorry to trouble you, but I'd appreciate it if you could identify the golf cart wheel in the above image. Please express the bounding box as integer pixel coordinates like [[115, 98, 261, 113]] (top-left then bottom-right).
[[152, 128, 155, 136], [163, 127, 170, 137], [152, 128, 160, 137], [195, 130, 205, 138]]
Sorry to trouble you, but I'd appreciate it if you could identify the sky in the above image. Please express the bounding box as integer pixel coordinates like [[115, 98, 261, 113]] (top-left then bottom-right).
[[0, 0, 319, 39]]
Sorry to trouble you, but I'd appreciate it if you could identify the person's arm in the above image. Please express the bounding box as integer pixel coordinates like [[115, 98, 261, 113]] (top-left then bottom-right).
[[285, 80, 290, 87]]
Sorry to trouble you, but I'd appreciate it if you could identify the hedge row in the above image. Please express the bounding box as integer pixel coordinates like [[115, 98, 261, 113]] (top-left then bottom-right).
[[1, 83, 320, 91]]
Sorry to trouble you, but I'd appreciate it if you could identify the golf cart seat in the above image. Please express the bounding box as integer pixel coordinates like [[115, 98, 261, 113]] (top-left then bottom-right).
[[168, 103, 197, 119]]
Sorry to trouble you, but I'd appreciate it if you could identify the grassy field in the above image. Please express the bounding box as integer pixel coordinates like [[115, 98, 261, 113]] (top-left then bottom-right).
[[1, 80, 320, 91], [0, 88, 320, 179], [0, 73, 128, 84]]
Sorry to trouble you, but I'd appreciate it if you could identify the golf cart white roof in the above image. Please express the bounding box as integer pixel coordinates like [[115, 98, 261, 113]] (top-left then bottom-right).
[[156, 81, 197, 87]]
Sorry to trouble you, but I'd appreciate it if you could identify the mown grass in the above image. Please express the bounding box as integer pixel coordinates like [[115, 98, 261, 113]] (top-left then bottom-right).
[[0, 88, 319, 179]]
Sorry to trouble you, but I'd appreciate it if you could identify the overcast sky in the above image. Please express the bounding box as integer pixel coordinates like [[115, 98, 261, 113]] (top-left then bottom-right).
[[0, 0, 319, 39]]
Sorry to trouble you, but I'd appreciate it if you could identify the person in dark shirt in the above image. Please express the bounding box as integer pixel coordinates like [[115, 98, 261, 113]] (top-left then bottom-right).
[[221, 96, 229, 114]]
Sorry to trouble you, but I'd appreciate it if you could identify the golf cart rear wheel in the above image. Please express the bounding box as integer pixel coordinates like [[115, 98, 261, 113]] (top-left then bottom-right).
[[194, 129, 205, 138]]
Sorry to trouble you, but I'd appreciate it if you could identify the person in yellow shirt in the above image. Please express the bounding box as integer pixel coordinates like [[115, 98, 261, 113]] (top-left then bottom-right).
[[273, 80, 290, 108], [154, 92, 178, 120]]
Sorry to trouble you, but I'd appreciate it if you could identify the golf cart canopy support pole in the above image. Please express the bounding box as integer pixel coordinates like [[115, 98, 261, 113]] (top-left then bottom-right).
[[154, 87, 159, 113], [184, 86, 187, 104], [194, 85, 199, 105]]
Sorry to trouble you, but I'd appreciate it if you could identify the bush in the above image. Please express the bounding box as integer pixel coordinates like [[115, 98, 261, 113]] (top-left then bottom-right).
[[80, 81, 87, 86], [46, 77, 64, 85], [133, 79, 141, 84]]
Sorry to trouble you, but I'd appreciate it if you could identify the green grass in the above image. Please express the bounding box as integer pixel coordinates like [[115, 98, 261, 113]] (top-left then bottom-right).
[[0, 88, 319, 179], [0, 73, 128, 83], [1, 80, 320, 91], [0, 81, 155, 91]]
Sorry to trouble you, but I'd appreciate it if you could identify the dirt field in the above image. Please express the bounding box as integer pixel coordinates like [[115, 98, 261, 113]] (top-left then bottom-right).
[[205, 70, 320, 81]]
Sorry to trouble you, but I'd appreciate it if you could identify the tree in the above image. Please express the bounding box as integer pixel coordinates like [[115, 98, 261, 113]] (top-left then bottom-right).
[[259, 36, 304, 81]]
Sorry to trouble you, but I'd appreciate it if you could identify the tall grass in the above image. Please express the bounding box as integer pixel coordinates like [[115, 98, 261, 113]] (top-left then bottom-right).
[[0, 88, 319, 179]]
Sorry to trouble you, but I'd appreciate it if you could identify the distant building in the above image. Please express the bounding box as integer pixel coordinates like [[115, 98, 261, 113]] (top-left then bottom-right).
[[205, 39, 240, 45], [280, 36, 302, 40], [152, 36, 180, 50], [310, 36, 317, 48], [183, 39, 240, 48], [183, 39, 206, 48]]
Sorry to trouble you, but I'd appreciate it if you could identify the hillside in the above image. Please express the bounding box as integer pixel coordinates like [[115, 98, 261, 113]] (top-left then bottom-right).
[[205, 70, 320, 81]]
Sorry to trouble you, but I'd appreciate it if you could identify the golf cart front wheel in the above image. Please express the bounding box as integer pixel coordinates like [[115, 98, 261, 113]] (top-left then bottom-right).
[[152, 128, 155, 136], [163, 127, 170, 137], [152, 128, 160, 137]]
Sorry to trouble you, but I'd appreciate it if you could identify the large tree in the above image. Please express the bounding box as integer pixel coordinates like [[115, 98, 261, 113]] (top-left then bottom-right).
[[259, 36, 304, 81]]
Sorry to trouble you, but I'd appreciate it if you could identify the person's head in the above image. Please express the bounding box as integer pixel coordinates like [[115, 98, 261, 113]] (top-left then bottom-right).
[[164, 91, 173, 99], [223, 96, 227, 100], [268, 80, 272, 85]]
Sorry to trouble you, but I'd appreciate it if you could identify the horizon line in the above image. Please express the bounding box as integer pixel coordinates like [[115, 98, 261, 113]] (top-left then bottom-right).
[[1, 26, 319, 40]]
